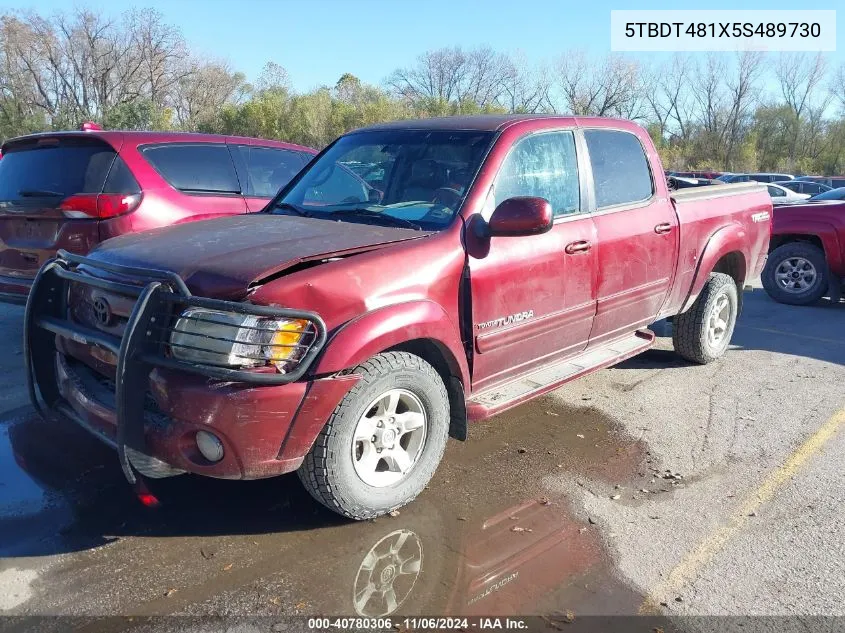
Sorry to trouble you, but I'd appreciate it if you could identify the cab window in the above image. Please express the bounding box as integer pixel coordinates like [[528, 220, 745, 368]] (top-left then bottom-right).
[[493, 131, 581, 218]]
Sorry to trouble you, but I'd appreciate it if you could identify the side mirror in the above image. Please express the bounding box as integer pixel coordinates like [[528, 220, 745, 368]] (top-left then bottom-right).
[[485, 197, 554, 237]]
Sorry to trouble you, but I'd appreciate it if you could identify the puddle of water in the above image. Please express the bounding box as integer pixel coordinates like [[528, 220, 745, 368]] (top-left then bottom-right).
[[0, 407, 135, 557], [0, 423, 53, 519], [3, 397, 652, 617], [0, 409, 74, 557]]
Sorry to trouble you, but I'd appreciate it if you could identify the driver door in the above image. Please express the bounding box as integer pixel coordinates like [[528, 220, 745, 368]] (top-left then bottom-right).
[[467, 130, 598, 393]]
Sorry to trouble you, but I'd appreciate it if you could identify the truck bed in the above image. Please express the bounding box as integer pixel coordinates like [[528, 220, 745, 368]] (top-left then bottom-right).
[[660, 181, 772, 318], [670, 181, 767, 203]]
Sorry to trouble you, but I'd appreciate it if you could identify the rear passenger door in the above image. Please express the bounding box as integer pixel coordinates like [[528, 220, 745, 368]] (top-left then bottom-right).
[[139, 143, 248, 219], [230, 145, 311, 211], [584, 128, 679, 348]]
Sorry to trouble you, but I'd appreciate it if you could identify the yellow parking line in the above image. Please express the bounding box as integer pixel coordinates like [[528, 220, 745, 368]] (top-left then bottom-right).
[[640, 404, 845, 613], [736, 324, 845, 346]]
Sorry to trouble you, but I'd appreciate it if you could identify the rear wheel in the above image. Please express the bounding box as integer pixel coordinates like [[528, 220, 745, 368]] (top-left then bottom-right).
[[673, 272, 738, 364], [762, 242, 829, 306], [298, 352, 450, 520]]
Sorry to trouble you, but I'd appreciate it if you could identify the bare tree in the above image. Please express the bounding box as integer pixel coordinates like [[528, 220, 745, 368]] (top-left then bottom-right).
[[554, 51, 643, 119], [127, 8, 190, 107], [723, 51, 765, 167], [775, 52, 830, 165], [644, 54, 695, 143], [386, 46, 508, 113], [834, 63, 845, 113], [0, 8, 200, 128], [172, 59, 247, 128], [498, 52, 549, 113], [255, 61, 290, 93]]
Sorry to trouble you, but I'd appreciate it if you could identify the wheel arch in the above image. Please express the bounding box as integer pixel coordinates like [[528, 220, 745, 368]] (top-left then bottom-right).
[[769, 232, 824, 253], [770, 220, 842, 276], [386, 338, 468, 441], [680, 225, 749, 314], [313, 301, 470, 440]]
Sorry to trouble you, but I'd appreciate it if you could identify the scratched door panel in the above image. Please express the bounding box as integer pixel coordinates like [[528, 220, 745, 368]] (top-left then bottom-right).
[[467, 215, 598, 393], [466, 130, 598, 392]]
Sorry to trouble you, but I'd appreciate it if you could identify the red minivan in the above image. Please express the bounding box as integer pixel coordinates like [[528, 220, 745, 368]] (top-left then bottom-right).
[[0, 128, 316, 303]]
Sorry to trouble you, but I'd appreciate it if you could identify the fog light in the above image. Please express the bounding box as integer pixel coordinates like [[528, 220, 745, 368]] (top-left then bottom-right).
[[196, 431, 224, 463]]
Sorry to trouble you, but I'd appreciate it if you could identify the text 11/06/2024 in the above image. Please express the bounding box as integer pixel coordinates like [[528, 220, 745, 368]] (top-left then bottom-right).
[[306, 617, 529, 630]]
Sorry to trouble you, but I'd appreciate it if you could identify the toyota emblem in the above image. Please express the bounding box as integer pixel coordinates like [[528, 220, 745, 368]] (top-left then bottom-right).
[[92, 297, 112, 327]]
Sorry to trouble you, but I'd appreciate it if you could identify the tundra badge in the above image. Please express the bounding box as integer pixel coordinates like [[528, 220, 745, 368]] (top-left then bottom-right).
[[477, 310, 534, 330]]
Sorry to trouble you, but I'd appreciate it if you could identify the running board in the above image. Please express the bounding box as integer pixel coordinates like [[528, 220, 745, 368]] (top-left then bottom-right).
[[467, 330, 655, 421]]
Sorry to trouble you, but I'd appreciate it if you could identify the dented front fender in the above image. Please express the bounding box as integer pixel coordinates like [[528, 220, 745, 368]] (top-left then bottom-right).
[[314, 300, 470, 388]]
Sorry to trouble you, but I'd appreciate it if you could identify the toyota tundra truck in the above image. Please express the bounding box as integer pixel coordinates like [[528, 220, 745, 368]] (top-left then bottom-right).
[[24, 115, 772, 519]]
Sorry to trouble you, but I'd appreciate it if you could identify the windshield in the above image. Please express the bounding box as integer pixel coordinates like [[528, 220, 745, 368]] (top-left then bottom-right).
[[809, 187, 845, 201], [271, 129, 495, 230]]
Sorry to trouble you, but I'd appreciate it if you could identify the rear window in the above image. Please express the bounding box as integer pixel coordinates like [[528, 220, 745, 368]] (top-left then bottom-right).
[[240, 146, 308, 197], [584, 129, 653, 208], [103, 156, 140, 194], [0, 137, 116, 203], [142, 144, 241, 194]]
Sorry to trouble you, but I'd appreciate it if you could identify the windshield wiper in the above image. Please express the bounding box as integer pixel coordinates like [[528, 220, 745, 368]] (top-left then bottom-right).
[[271, 202, 313, 218], [329, 208, 422, 230], [18, 189, 64, 197]]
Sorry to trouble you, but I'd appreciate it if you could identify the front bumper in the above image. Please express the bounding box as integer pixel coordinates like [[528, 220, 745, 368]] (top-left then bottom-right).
[[25, 250, 352, 482]]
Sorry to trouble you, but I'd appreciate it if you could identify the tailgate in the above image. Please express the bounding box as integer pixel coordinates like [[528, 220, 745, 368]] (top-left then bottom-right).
[[0, 134, 124, 282]]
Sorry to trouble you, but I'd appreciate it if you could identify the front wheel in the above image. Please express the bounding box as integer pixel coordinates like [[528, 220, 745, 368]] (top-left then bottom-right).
[[298, 352, 450, 520], [673, 272, 739, 364], [761, 242, 829, 306]]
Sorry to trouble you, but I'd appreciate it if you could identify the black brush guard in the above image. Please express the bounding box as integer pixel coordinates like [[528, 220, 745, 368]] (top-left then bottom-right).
[[24, 249, 327, 484]]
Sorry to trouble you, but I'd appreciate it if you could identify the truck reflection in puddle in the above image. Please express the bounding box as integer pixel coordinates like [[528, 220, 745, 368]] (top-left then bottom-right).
[[343, 497, 619, 617]]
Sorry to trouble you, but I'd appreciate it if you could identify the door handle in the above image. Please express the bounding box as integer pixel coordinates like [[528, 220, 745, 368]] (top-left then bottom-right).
[[565, 240, 592, 254], [654, 223, 673, 234]]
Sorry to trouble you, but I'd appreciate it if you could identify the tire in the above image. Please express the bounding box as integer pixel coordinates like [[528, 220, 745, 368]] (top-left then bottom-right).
[[673, 272, 738, 365], [761, 242, 829, 306], [298, 352, 450, 520]]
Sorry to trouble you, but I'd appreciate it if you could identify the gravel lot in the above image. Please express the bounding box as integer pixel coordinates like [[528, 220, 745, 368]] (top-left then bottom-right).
[[0, 283, 843, 623]]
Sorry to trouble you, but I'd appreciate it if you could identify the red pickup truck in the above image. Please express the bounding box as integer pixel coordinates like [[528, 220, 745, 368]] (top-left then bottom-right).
[[24, 115, 772, 519], [762, 200, 845, 305]]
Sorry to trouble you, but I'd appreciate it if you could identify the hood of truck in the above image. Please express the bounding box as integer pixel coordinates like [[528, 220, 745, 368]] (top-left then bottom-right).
[[87, 214, 427, 298]]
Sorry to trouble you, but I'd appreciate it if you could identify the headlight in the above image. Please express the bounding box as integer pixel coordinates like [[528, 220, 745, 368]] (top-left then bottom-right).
[[169, 308, 310, 372]]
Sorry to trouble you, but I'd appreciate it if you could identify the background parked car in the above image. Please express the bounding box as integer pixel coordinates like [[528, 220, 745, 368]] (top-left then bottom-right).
[[668, 170, 724, 180], [666, 175, 721, 190], [808, 187, 845, 202], [794, 175, 845, 189], [0, 128, 316, 303], [766, 183, 809, 205], [774, 180, 831, 196], [717, 173, 795, 184], [748, 173, 795, 183], [715, 173, 749, 183], [762, 200, 845, 305]]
